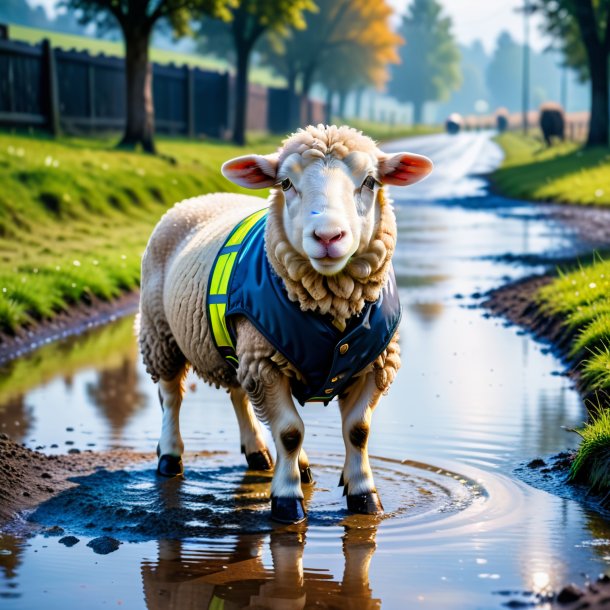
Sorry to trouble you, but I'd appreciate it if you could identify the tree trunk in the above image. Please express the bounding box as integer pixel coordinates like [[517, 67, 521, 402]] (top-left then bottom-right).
[[354, 88, 364, 120], [337, 91, 347, 120], [585, 48, 609, 147], [412, 99, 424, 125], [325, 89, 333, 125], [573, 1, 609, 148], [301, 66, 315, 125], [287, 69, 299, 130], [119, 26, 155, 153], [232, 44, 250, 146]]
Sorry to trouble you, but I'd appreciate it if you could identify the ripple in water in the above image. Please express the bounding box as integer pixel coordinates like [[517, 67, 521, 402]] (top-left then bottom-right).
[[24, 450, 527, 552]]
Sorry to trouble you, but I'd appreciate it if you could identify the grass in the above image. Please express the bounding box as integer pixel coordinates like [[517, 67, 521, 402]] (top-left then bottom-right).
[[537, 255, 610, 396], [0, 131, 277, 334], [8, 24, 285, 88], [492, 132, 610, 206], [569, 405, 610, 493], [537, 256, 610, 493]]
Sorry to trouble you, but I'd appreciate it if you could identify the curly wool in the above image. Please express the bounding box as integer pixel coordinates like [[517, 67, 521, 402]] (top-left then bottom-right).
[[265, 187, 396, 329], [278, 124, 380, 166]]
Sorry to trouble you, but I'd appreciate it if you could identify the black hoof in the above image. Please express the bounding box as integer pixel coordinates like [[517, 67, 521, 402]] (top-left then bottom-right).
[[347, 491, 384, 515], [246, 449, 273, 471], [300, 466, 314, 484], [271, 497, 306, 524], [157, 454, 183, 477]]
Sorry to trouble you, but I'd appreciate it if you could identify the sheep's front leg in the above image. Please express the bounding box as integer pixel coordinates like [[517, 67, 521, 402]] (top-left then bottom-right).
[[241, 364, 306, 523], [157, 367, 187, 477], [338, 372, 384, 514], [229, 387, 273, 471]]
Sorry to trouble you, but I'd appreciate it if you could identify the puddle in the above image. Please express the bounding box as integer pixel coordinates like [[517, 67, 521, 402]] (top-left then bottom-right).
[[1, 132, 609, 609]]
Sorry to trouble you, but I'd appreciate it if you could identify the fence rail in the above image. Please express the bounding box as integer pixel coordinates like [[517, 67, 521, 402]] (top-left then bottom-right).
[[0, 34, 325, 138]]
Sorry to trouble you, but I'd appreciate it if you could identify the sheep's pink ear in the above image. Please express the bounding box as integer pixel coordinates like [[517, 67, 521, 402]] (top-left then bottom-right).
[[378, 152, 433, 186], [221, 154, 278, 189]]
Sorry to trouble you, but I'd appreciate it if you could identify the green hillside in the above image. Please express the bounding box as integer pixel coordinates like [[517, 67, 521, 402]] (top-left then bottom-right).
[[7, 23, 285, 88]]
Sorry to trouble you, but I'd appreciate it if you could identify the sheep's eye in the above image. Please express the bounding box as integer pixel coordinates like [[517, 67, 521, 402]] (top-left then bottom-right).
[[280, 178, 292, 192], [363, 176, 378, 190]]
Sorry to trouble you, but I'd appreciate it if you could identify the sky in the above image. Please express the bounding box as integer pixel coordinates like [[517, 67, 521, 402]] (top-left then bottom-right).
[[32, 0, 549, 55]]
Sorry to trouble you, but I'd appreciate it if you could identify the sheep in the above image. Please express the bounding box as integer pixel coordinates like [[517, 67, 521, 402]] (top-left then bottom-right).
[[138, 124, 433, 523]]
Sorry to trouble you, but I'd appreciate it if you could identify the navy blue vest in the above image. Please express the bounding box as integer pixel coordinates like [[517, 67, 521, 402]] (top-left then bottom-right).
[[207, 210, 402, 406]]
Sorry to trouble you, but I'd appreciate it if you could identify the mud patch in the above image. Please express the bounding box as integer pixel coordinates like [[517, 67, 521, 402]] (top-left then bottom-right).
[[0, 433, 154, 526], [27, 463, 277, 540], [515, 451, 610, 519]]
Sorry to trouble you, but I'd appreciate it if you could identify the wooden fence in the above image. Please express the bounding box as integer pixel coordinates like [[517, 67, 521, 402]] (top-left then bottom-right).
[[0, 35, 325, 138], [462, 109, 590, 142]]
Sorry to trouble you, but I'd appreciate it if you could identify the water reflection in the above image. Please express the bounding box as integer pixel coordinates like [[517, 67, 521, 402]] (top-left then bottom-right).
[[86, 356, 147, 439], [141, 524, 379, 610]]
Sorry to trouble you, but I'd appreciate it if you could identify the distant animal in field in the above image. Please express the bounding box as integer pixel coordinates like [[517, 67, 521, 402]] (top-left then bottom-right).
[[138, 124, 433, 523], [539, 103, 565, 146], [445, 113, 463, 135], [496, 108, 509, 133]]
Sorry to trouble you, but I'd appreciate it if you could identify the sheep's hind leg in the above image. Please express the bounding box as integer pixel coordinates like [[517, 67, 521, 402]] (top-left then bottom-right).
[[229, 387, 273, 471], [338, 373, 384, 514], [157, 367, 188, 477], [244, 371, 306, 524]]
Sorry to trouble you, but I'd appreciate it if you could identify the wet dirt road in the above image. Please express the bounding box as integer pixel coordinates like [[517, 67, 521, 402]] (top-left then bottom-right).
[[1, 131, 609, 610]]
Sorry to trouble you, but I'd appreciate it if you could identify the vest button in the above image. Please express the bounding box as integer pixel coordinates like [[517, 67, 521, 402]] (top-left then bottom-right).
[[331, 376, 339, 383], [339, 343, 349, 355], [324, 388, 333, 394]]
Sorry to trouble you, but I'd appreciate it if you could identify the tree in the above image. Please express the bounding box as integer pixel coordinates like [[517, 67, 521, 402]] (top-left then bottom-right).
[[63, 0, 230, 153], [486, 32, 522, 112], [196, 0, 315, 145], [389, 0, 461, 124], [262, 0, 401, 125], [534, 0, 610, 147]]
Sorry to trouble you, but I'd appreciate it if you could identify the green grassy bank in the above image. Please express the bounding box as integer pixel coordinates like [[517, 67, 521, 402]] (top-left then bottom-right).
[[0, 132, 277, 334], [536, 257, 610, 491], [492, 132, 610, 206], [492, 133, 610, 492]]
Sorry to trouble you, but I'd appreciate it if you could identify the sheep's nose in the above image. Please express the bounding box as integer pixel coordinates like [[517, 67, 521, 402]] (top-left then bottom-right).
[[313, 228, 345, 246]]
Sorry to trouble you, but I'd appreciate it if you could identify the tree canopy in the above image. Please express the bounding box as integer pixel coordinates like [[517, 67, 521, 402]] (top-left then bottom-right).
[[533, 0, 610, 147], [261, 0, 401, 124], [389, 0, 461, 124], [196, 0, 315, 144]]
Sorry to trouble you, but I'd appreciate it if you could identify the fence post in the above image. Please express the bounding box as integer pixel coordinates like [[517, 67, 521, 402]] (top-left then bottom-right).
[[186, 65, 195, 138], [42, 39, 60, 136], [87, 62, 95, 132]]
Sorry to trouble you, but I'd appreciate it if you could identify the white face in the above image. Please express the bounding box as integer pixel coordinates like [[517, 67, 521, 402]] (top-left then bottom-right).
[[221, 142, 433, 276], [277, 151, 380, 275]]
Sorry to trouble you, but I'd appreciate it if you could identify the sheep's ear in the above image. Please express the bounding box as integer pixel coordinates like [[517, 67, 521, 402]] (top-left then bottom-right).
[[378, 152, 433, 186], [221, 154, 278, 189]]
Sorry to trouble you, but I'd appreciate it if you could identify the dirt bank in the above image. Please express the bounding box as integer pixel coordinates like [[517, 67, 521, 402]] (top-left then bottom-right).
[[0, 291, 140, 368], [0, 432, 153, 526]]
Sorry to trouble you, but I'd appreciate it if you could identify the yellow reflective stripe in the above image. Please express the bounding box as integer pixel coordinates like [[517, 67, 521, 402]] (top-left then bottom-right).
[[210, 252, 231, 295], [218, 251, 237, 295], [226, 208, 268, 246], [209, 303, 233, 348]]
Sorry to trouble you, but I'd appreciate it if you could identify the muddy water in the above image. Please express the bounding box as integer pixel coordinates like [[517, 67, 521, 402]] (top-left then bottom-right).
[[1, 132, 608, 609]]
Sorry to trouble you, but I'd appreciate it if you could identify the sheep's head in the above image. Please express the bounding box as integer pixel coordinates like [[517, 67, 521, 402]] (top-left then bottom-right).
[[222, 125, 432, 277]]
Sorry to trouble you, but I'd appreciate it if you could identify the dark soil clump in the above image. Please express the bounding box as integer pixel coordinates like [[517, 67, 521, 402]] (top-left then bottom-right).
[[0, 432, 153, 526]]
